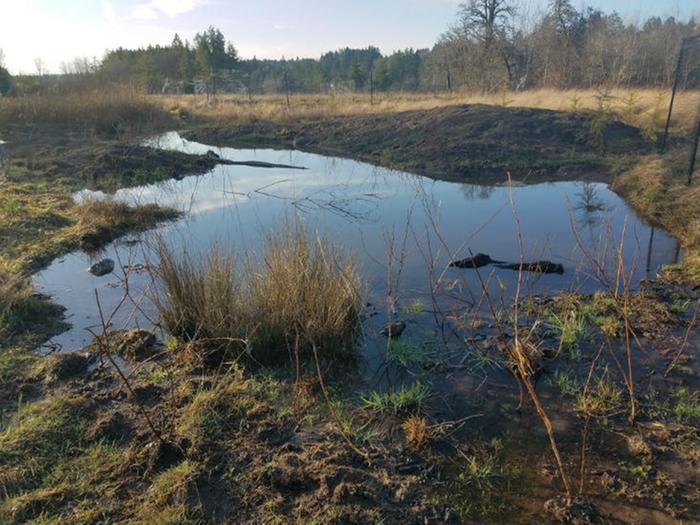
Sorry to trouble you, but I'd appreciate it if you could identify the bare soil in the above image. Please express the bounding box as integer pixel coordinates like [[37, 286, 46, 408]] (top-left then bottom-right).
[[185, 104, 651, 183]]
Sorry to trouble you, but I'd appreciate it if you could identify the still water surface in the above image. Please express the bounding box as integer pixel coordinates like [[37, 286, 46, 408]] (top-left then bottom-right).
[[34, 132, 679, 357]]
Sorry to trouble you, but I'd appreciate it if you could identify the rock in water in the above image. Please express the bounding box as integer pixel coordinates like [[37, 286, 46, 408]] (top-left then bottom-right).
[[496, 261, 564, 275], [381, 320, 406, 338], [89, 258, 115, 276], [205, 150, 221, 159], [450, 253, 503, 269]]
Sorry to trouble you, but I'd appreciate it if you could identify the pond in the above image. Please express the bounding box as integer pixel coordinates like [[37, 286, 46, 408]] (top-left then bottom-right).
[[34, 132, 680, 370]]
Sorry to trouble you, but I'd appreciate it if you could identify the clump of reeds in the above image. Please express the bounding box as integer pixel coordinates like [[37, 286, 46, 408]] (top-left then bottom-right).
[[0, 89, 174, 136], [155, 225, 362, 366]]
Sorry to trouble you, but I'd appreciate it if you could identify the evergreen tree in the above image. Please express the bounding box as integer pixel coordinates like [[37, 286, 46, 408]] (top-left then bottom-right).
[[350, 62, 367, 89], [0, 49, 10, 95]]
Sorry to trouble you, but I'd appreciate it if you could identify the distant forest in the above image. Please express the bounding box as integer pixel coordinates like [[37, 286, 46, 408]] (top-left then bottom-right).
[[4, 0, 700, 96]]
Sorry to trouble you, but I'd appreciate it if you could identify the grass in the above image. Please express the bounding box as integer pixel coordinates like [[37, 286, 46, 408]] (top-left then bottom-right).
[[574, 371, 623, 419], [361, 383, 431, 414], [672, 387, 700, 425], [545, 307, 587, 357], [0, 394, 93, 502], [136, 460, 201, 524], [402, 415, 431, 450], [550, 370, 581, 398], [0, 178, 177, 273], [0, 86, 699, 522], [386, 339, 428, 368], [612, 147, 700, 257], [156, 225, 362, 366], [1, 442, 127, 523], [0, 89, 174, 137], [158, 88, 699, 133], [68, 198, 180, 251]]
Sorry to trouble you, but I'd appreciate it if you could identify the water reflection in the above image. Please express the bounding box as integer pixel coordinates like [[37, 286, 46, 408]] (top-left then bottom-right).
[[34, 133, 680, 352], [575, 182, 609, 226], [461, 183, 497, 201]]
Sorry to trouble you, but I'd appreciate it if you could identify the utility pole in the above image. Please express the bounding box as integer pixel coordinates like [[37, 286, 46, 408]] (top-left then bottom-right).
[[370, 69, 374, 106]]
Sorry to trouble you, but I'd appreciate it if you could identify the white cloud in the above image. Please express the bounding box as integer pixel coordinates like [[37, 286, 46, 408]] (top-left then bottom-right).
[[101, 0, 118, 24], [130, 0, 208, 19]]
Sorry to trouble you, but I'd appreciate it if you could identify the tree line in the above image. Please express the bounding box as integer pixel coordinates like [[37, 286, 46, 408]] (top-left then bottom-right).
[[2, 0, 699, 97]]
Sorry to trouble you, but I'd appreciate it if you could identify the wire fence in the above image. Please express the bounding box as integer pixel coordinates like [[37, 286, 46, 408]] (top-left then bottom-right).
[[663, 34, 700, 185]]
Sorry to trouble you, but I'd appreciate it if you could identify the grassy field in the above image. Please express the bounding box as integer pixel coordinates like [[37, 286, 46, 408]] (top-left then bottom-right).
[[1, 87, 699, 523], [159, 88, 700, 133]]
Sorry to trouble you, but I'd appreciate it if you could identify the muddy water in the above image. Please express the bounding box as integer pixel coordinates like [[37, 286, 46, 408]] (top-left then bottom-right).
[[35, 132, 679, 362]]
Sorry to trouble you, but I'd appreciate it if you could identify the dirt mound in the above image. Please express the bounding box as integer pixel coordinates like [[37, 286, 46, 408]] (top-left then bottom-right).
[[188, 104, 651, 182]]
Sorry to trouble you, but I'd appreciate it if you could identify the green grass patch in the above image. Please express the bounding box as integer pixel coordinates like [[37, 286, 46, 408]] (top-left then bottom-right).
[[361, 383, 431, 414]]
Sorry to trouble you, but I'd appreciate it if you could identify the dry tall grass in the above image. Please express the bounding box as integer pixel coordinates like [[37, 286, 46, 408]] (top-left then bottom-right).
[[155, 225, 362, 365], [158, 88, 700, 133], [0, 89, 174, 136]]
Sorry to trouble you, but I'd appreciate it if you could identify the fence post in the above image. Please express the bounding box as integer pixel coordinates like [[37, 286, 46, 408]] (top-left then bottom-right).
[[283, 64, 291, 109], [687, 110, 700, 185], [661, 38, 688, 153]]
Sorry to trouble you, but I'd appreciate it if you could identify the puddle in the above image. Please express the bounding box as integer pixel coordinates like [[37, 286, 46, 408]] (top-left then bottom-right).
[[35, 132, 680, 361]]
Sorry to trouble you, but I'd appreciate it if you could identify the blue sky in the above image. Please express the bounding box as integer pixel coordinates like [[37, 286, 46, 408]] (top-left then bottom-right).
[[0, 0, 697, 74]]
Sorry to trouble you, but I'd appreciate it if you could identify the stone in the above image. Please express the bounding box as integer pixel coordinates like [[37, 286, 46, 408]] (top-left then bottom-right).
[[381, 320, 406, 338], [89, 258, 115, 277]]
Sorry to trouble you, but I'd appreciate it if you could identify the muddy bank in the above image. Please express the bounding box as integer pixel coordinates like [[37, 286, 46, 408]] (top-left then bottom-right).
[[2, 127, 229, 191], [0, 126, 236, 273], [185, 104, 651, 183]]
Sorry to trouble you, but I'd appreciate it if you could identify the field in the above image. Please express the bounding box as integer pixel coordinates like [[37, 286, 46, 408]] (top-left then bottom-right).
[[1, 87, 699, 524], [160, 88, 700, 133]]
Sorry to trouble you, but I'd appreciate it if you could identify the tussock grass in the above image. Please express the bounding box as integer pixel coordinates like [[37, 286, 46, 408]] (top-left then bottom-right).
[[158, 88, 699, 133], [156, 225, 362, 366], [0, 89, 174, 136]]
